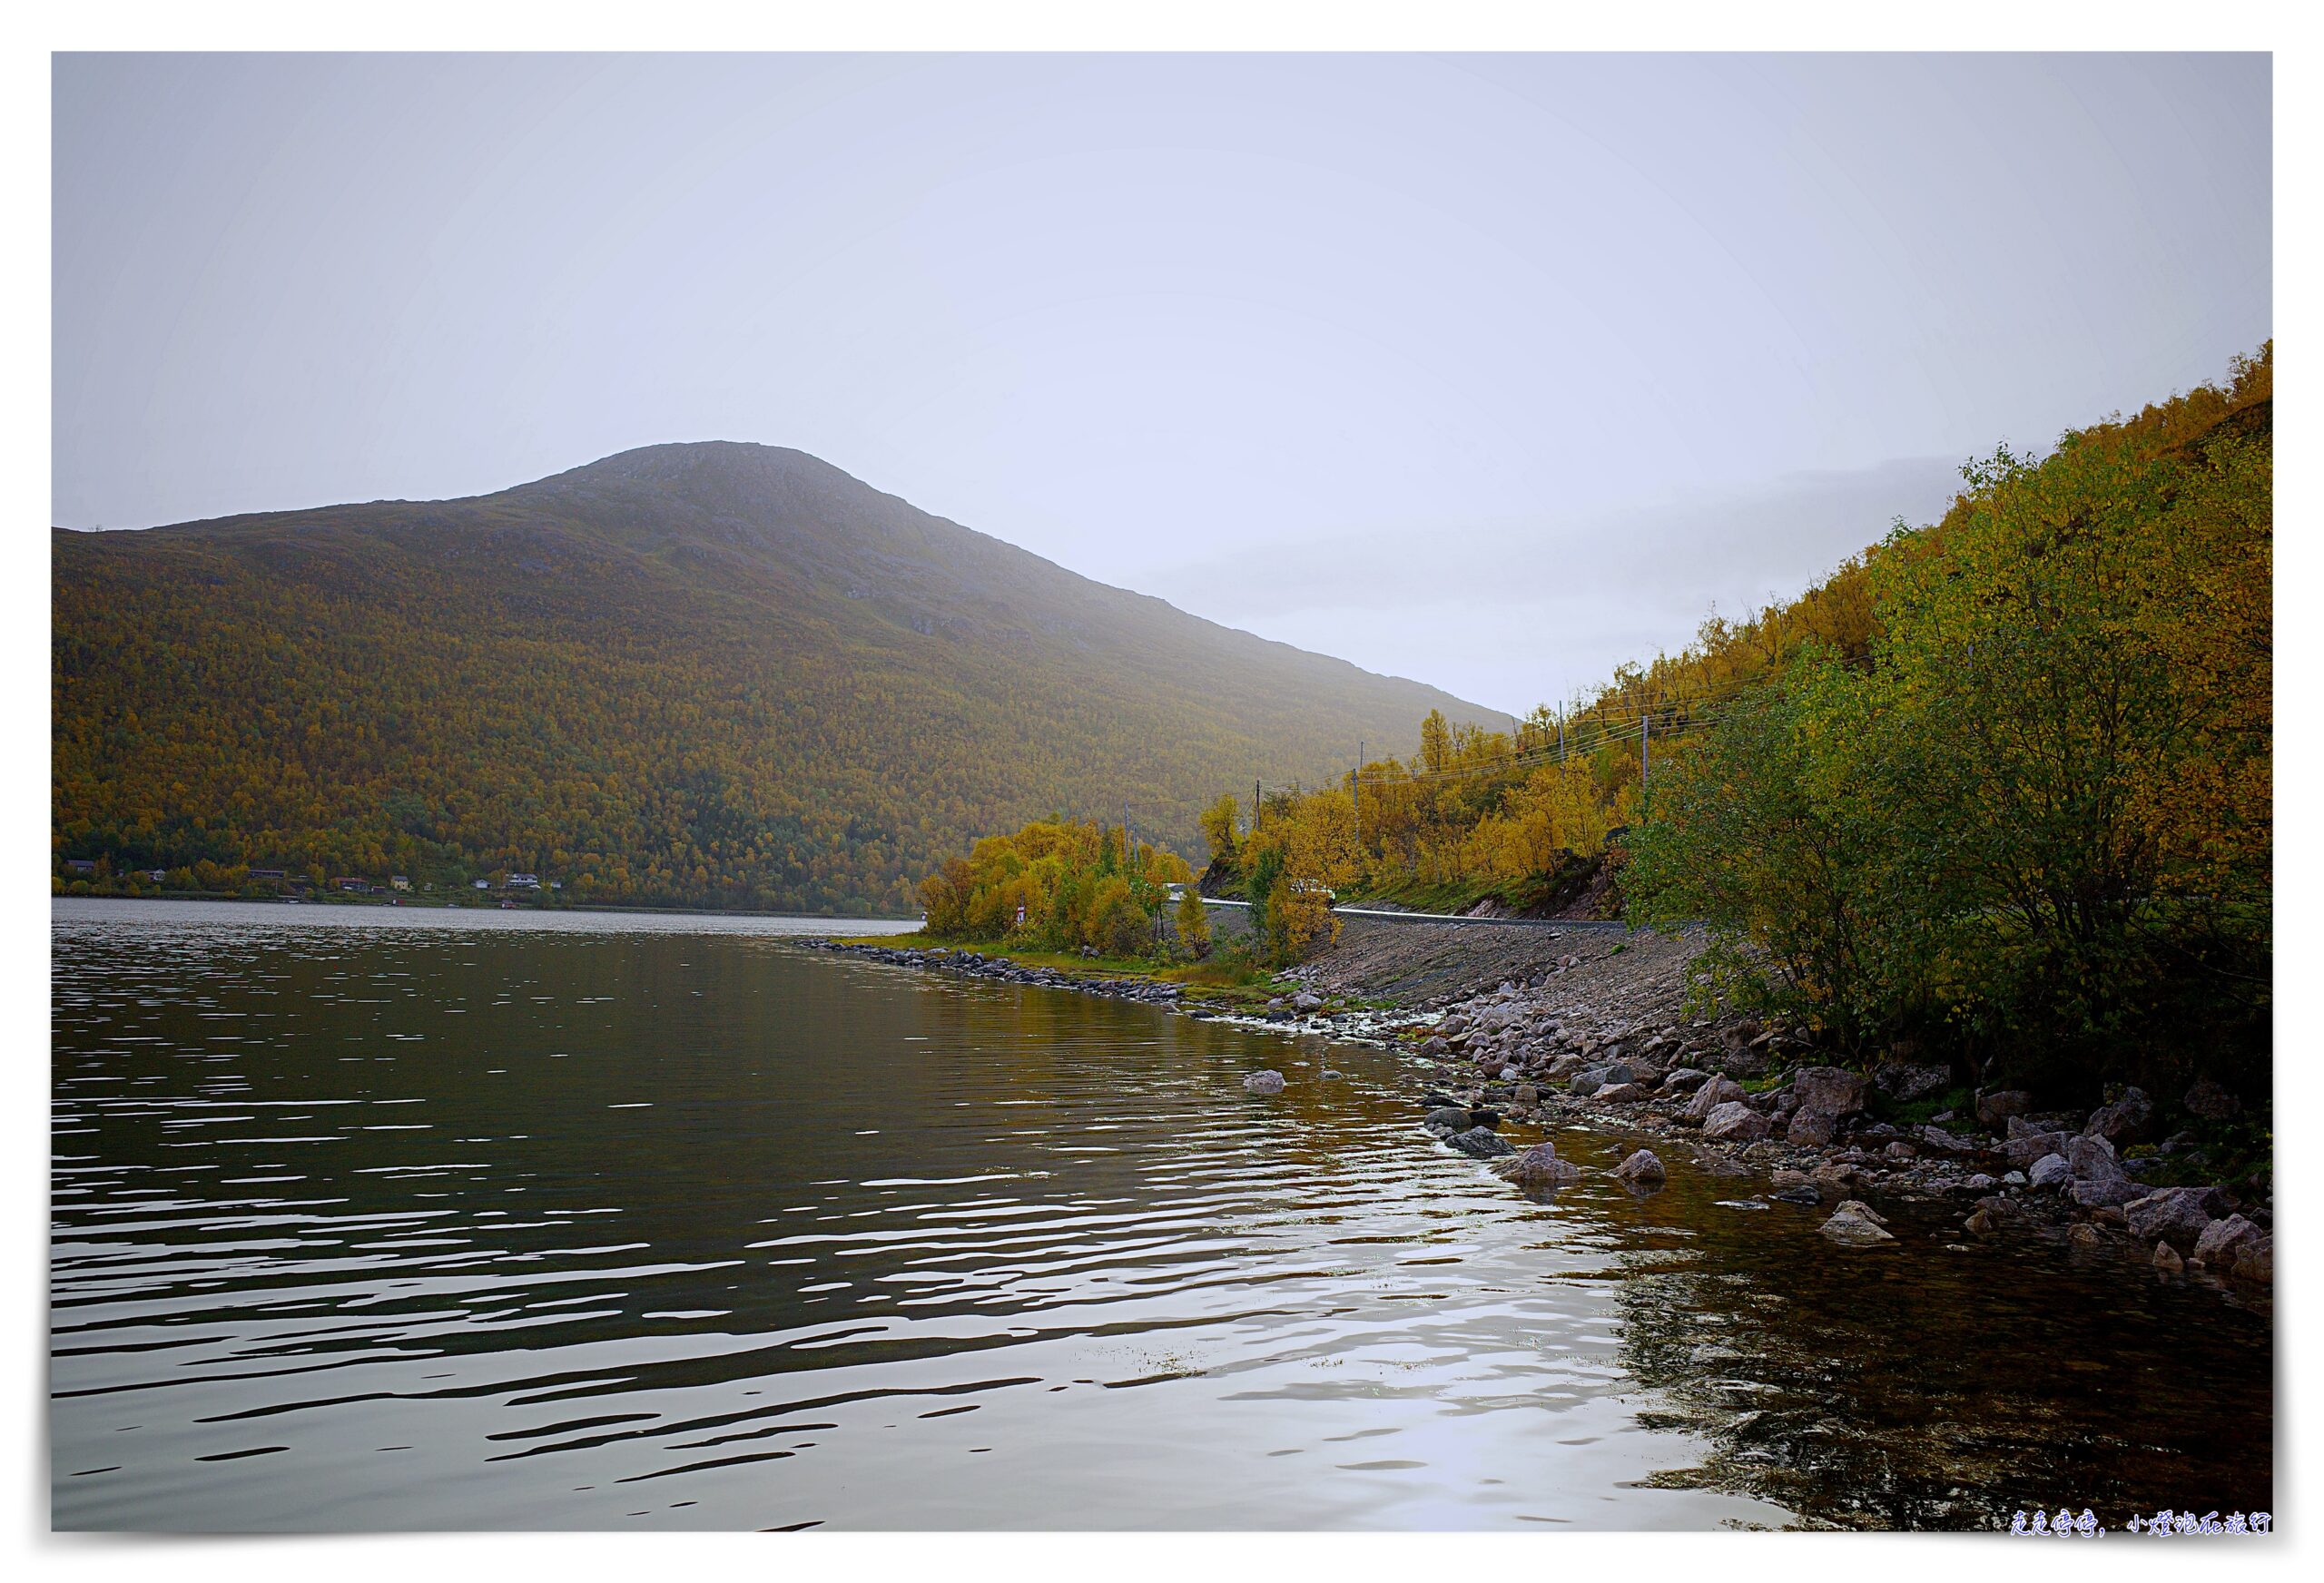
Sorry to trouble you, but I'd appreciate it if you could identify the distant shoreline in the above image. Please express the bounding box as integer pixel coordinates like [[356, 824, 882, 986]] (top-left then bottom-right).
[[49, 890, 921, 927]]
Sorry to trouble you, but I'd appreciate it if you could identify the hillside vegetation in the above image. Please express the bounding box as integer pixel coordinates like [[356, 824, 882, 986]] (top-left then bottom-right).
[[53, 444, 1484, 914], [1188, 346, 2270, 1095]]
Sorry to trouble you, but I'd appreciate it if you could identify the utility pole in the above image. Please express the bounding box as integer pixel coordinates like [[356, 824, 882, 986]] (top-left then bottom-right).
[[1557, 711, 1565, 762], [1640, 713, 1650, 792], [1255, 778, 1262, 834]]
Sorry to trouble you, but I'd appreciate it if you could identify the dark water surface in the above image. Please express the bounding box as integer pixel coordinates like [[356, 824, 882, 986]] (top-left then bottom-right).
[[51, 900, 2271, 1530]]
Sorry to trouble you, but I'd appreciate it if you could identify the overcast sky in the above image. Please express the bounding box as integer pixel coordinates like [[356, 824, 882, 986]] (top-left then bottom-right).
[[54, 53, 2270, 716]]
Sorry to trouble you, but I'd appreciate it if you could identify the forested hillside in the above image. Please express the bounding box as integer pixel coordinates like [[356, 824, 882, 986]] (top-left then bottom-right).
[[53, 444, 1485, 913], [1194, 346, 2270, 1092]]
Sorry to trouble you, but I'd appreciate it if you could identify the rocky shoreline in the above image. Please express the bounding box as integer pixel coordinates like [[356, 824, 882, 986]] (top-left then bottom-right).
[[804, 934, 2272, 1303]]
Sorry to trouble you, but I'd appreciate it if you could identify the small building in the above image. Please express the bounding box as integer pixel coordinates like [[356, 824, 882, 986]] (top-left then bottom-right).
[[333, 877, 368, 893], [473, 879, 491, 890], [64, 859, 96, 875], [507, 873, 540, 890], [248, 869, 285, 882], [389, 876, 411, 891], [142, 869, 168, 883]]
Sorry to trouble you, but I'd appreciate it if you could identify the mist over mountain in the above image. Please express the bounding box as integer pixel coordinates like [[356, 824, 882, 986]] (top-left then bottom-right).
[[53, 443, 1491, 913]]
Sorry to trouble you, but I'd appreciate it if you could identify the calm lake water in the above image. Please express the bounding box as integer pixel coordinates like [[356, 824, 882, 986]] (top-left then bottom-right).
[[51, 899, 2271, 1531]]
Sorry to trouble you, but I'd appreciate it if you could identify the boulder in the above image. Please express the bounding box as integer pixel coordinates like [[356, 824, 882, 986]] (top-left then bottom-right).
[[1513, 1084, 1540, 1106], [1450, 1126, 1516, 1159], [1792, 1066, 1870, 1117], [2083, 1086, 2153, 1145], [1770, 1184, 1823, 1205], [1819, 1201, 1896, 1246], [1919, 1124, 1973, 1155], [1293, 992, 1323, 1012], [1660, 1067, 1711, 1093], [2230, 1234, 2272, 1285], [2067, 1223, 2104, 1248], [2064, 1134, 2140, 1209], [1770, 1167, 1814, 1193], [1507, 1140, 1583, 1185], [1882, 1141, 1917, 1162], [1569, 1067, 1611, 1096], [1243, 1070, 1285, 1095], [2004, 1129, 2073, 1172], [2123, 1185, 2234, 1252], [2182, 1077, 2241, 1122], [2153, 1241, 2184, 1274], [1786, 1108, 1839, 1147], [1612, 1149, 1666, 1186], [1593, 1082, 1651, 1105], [1693, 1146, 1755, 1179], [1684, 1076, 1748, 1123], [1975, 1089, 2034, 1127], [1874, 1058, 1950, 1103], [2192, 1213, 2264, 1269], [1703, 1101, 1770, 1143], [2028, 1153, 2073, 1190], [1423, 1105, 1471, 1134]]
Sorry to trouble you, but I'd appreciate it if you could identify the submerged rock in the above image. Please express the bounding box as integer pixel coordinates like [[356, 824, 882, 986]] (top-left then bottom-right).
[[2153, 1240, 2185, 1274], [1243, 1070, 1285, 1095]]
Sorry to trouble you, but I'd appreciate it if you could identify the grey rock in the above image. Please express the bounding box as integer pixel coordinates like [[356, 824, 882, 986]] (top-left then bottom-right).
[[2193, 1213, 2264, 1268], [1819, 1201, 1896, 1246], [1975, 1089, 2034, 1127], [2084, 1086, 2154, 1145], [2004, 1129, 2073, 1171], [1769, 1184, 1823, 1205], [1684, 1076, 1748, 1123], [2183, 1077, 2241, 1121], [1704, 1101, 1770, 1143], [1874, 1059, 1950, 1103], [1660, 1067, 1711, 1093], [1593, 1082, 1651, 1105], [1920, 1124, 1973, 1155], [1787, 1108, 1839, 1147], [2029, 1153, 2073, 1189], [1293, 991, 1324, 1012], [1612, 1149, 1666, 1185], [1423, 1105, 1471, 1134], [1792, 1066, 1870, 1117], [1506, 1140, 1582, 1184], [1450, 1126, 1517, 1159], [1243, 1070, 1285, 1095], [2230, 1234, 2272, 1285], [2153, 1240, 2185, 1273], [2123, 1185, 2234, 1252]]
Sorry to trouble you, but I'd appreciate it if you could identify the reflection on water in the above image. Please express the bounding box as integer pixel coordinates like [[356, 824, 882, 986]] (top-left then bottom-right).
[[50, 900, 2270, 1530]]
